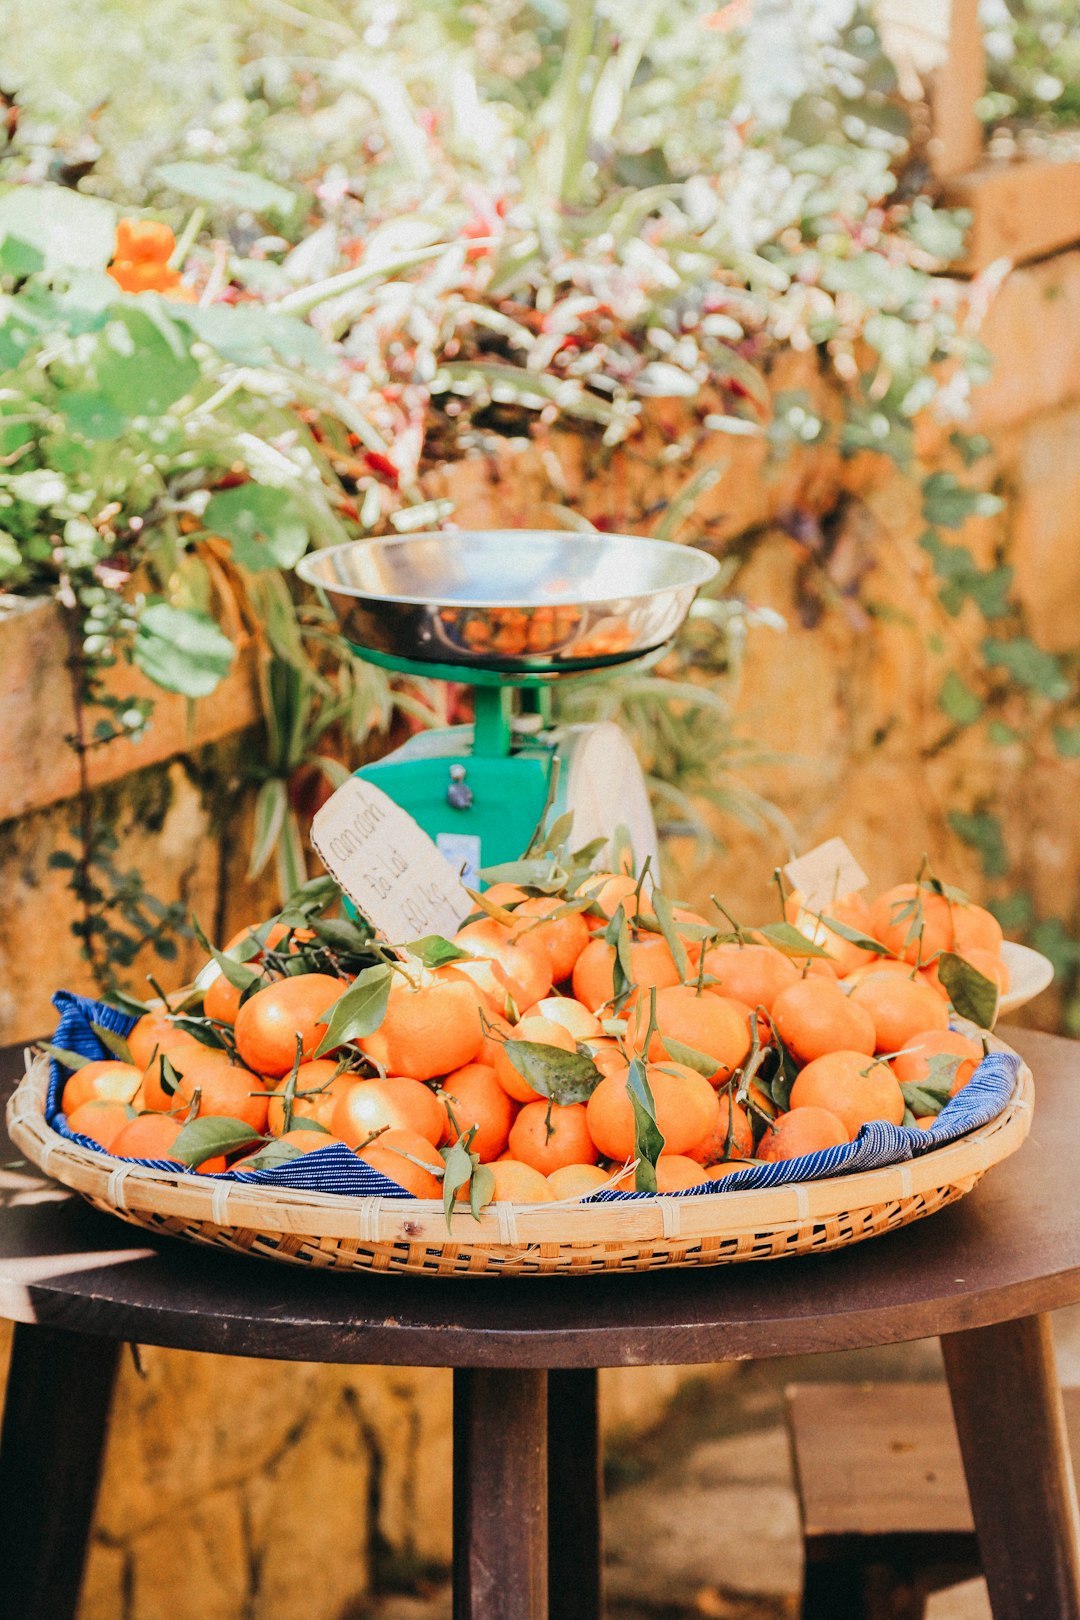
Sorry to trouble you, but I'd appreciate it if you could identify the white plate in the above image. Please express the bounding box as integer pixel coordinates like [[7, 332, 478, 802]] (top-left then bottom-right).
[[999, 941, 1055, 1015]]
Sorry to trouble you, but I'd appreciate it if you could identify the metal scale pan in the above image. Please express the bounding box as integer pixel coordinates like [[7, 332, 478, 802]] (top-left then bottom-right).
[[295, 530, 719, 676]]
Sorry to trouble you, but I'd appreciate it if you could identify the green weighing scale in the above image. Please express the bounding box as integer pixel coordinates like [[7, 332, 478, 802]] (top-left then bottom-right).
[[296, 530, 719, 884]]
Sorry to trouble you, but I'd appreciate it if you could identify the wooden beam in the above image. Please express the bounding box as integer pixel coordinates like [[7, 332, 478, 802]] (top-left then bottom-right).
[[930, 0, 986, 180]]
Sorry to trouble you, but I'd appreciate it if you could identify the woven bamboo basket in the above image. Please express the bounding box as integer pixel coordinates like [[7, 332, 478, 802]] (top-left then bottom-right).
[[8, 1049, 1032, 1278]]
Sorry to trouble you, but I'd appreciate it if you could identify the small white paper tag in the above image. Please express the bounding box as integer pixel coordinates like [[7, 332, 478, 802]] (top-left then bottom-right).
[[784, 838, 868, 913], [311, 776, 473, 943]]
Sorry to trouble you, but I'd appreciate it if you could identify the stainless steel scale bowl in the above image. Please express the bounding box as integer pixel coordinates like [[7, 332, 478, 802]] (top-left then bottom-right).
[[296, 530, 720, 879], [296, 530, 719, 673]]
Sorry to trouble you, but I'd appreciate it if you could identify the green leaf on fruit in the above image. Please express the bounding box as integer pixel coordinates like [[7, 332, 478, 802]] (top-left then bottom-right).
[[659, 1036, 717, 1078], [758, 921, 834, 959], [626, 1056, 664, 1192], [90, 1024, 136, 1064], [937, 952, 999, 1030], [502, 1040, 603, 1105], [192, 917, 262, 992], [170, 1116, 264, 1166], [405, 935, 471, 969], [313, 964, 392, 1057]]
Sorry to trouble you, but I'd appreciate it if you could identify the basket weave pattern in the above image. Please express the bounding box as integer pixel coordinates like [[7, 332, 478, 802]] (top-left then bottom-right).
[[7, 1052, 1033, 1277]]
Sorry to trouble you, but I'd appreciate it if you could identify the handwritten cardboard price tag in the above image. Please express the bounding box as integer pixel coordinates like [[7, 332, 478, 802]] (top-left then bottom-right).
[[311, 776, 473, 943], [784, 837, 868, 914]]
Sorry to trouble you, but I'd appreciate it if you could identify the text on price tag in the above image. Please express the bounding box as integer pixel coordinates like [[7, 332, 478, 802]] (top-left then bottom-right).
[[311, 776, 473, 943]]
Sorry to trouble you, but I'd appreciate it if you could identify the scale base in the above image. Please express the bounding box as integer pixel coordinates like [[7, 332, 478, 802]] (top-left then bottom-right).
[[357, 721, 659, 886]]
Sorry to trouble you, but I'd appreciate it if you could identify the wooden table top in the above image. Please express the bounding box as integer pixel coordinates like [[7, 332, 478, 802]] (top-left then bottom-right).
[[1, 1026, 1076, 1369]]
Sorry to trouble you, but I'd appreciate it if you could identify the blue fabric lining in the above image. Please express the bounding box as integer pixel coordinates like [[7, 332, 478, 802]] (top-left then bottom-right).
[[47, 990, 1020, 1202]]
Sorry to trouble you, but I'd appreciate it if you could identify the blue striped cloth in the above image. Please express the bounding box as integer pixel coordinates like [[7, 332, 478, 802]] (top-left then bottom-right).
[[47, 990, 1020, 1201]]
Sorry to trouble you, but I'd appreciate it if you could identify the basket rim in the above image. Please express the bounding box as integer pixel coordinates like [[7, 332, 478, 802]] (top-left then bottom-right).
[[7, 1045, 1033, 1249]]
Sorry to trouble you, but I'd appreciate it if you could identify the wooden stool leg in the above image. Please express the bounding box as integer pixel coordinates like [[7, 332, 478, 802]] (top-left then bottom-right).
[[942, 1313, 1080, 1619], [454, 1368, 548, 1620], [547, 1369, 601, 1620], [801, 1554, 873, 1620], [0, 1321, 121, 1620]]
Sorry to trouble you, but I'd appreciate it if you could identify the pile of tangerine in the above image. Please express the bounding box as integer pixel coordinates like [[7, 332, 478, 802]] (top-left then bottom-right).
[[53, 868, 1008, 1204]]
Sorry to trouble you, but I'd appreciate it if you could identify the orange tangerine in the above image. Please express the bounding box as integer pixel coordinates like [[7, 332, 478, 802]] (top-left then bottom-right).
[[108, 1112, 226, 1172], [529, 996, 603, 1040], [771, 979, 876, 1064], [451, 926, 553, 1012], [654, 1155, 710, 1192], [890, 1029, 983, 1096], [685, 1093, 754, 1165], [547, 1163, 611, 1199], [333, 1076, 447, 1150], [266, 1060, 354, 1135], [627, 986, 752, 1086], [172, 1058, 270, 1134], [869, 884, 954, 965], [203, 972, 243, 1025], [921, 947, 1008, 997], [701, 1158, 755, 1182], [757, 1106, 848, 1162], [571, 934, 680, 1013], [849, 973, 949, 1053], [440, 1062, 518, 1162], [481, 882, 529, 908], [481, 1159, 554, 1203], [140, 1043, 233, 1112], [788, 1050, 905, 1138], [128, 1012, 200, 1072], [510, 896, 591, 982], [951, 904, 1004, 957], [60, 1059, 142, 1116], [585, 1062, 719, 1161], [65, 1099, 135, 1150], [508, 1100, 598, 1175], [700, 942, 798, 1011], [360, 977, 485, 1082], [234, 974, 345, 1077], [358, 1128, 444, 1198]]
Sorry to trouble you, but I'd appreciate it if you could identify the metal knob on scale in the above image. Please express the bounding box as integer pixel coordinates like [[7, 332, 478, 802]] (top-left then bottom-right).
[[295, 529, 718, 880]]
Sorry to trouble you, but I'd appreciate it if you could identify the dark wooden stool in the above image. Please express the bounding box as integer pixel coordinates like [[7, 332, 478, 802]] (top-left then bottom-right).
[[787, 1381, 1080, 1619]]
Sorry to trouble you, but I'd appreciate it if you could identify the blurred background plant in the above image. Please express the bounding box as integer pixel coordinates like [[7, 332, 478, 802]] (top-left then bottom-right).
[[2, 0, 1078, 1014]]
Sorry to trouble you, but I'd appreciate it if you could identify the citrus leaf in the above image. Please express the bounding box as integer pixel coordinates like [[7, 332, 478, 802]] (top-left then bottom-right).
[[899, 1079, 952, 1117], [758, 921, 835, 959], [626, 1055, 664, 1192], [478, 857, 567, 892], [811, 914, 893, 957], [90, 1023, 136, 1064], [469, 1162, 495, 1220], [937, 952, 999, 1030], [502, 1040, 603, 1105], [659, 1035, 717, 1078], [530, 809, 576, 857], [651, 889, 689, 980], [441, 1137, 475, 1226], [192, 916, 262, 992], [234, 1140, 306, 1171], [40, 1042, 94, 1072], [170, 1116, 265, 1166], [313, 964, 391, 1057], [405, 935, 470, 969]]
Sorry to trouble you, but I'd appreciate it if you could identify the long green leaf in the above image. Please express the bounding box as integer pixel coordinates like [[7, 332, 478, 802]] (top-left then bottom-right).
[[313, 964, 392, 1057]]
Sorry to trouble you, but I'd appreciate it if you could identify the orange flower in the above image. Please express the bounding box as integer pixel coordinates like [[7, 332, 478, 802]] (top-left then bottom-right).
[[108, 217, 196, 301], [114, 218, 175, 264]]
